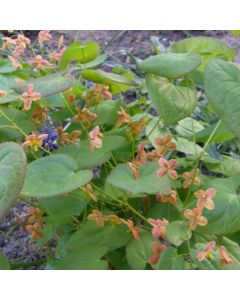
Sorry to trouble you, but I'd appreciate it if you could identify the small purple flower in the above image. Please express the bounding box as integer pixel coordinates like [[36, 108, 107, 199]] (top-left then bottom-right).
[[38, 122, 58, 154], [87, 81, 94, 88]]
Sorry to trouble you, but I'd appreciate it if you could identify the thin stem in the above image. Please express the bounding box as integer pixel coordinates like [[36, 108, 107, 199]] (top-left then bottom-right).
[[91, 183, 148, 223]]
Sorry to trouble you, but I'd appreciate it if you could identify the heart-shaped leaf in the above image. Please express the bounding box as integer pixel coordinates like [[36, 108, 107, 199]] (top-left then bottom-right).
[[205, 59, 240, 139], [21, 154, 92, 198], [59, 41, 100, 69], [126, 231, 155, 270], [56, 245, 108, 270], [0, 142, 26, 219], [146, 74, 197, 125], [170, 37, 236, 70], [81, 69, 136, 94], [106, 162, 171, 195], [65, 221, 131, 251], [138, 53, 201, 79], [13, 71, 74, 98], [155, 247, 185, 270], [166, 220, 192, 246], [56, 135, 127, 169]]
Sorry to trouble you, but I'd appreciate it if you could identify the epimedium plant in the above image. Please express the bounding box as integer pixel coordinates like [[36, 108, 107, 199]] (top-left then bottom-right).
[[0, 31, 240, 270]]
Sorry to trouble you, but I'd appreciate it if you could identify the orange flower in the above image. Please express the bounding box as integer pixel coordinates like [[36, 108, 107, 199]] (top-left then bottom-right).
[[154, 133, 176, 156], [148, 242, 167, 265], [32, 105, 48, 126], [182, 169, 201, 188], [0, 90, 7, 97], [22, 133, 47, 151], [156, 190, 177, 206], [87, 210, 105, 228], [16, 34, 30, 49], [8, 55, 22, 69], [157, 157, 178, 180], [74, 107, 97, 127], [218, 246, 233, 266], [26, 222, 44, 240], [38, 30, 52, 44], [29, 55, 52, 70], [127, 162, 140, 180], [196, 241, 216, 262], [82, 84, 112, 107], [83, 184, 97, 202], [88, 126, 103, 152], [195, 188, 216, 210], [146, 149, 160, 162], [2, 36, 16, 49], [184, 207, 208, 230], [57, 127, 81, 145], [26, 207, 44, 224], [122, 219, 140, 240], [148, 218, 168, 239], [20, 83, 41, 111], [128, 117, 148, 135], [12, 46, 25, 57], [133, 143, 148, 167], [116, 107, 131, 127]]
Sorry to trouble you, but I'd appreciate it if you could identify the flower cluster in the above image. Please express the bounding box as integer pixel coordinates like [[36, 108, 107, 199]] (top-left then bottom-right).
[[2, 34, 30, 57], [184, 188, 216, 230], [57, 127, 81, 145], [87, 210, 140, 240], [73, 107, 97, 127], [82, 84, 112, 107], [196, 241, 233, 266], [25, 207, 44, 240]]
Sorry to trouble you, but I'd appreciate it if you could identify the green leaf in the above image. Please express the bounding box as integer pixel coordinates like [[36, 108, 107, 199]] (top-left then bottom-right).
[[207, 155, 240, 177], [0, 142, 26, 219], [38, 194, 87, 225], [81, 69, 136, 94], [59, 41, 100, 69], [0, 60, 16, 73], [56, 245, 108, 270], [91, 100, 122, 125], [0, 108, 35, 142], [166, 220, 192, 246], [155, 247, 185, 270], [146, 74, 197, 125], [56, 135, 127, 169], [175, 137, 204, 156], [12, 71, 74, 98], [147, 202, 180, 222], [196, 176, 240, 235], [175, 117, 204, 139], [205, 59, 240, 139], [195, 121, 235, 142], [106, 162, 171, 195], [126, 231, 155, 270], [65, 221, 131, 251], [170, 37, 236, 70], [107, 250, 131, 270], [230, 30, 240, 38], [138, 53, 201, 79], [0, 252, 11, 270], [21, 154, 92, 198]]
